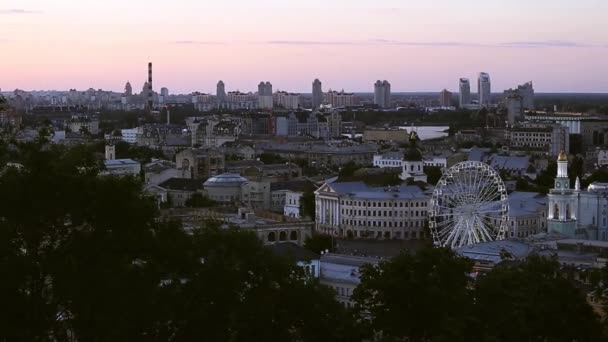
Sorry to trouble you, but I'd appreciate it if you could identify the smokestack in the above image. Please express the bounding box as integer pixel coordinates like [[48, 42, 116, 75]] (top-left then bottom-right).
[[148, 62, 153, 111]]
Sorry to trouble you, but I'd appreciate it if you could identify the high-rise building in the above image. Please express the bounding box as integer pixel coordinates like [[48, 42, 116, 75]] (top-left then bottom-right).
[[374, 80, 391, 108], [518, 81, 534, 109], [274, 91, 300, 109], [258, 81, 273, 109], [478, 72, 491, 107], [217, 80, 226, 102], [459, 78, 471, 107], [439, 89, 452, 107], [324, 90, 358, 108], [161, 87, 169, 97], [124, 81, 132, 96], [312, 79, 323, 108]]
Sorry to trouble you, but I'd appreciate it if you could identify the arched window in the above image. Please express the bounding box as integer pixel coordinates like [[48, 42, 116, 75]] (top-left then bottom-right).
[[268, 232, 276, 242], [181, 158, 190, 170], [566, 204, 571, 219], [290, 231, 298, 241], [279, 231, 287, 241], [553, 204, 559, 219]]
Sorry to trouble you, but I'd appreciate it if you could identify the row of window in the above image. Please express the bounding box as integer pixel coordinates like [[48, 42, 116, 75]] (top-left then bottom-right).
[[343, 229, 423, 239], [267, 230, 299, 242], [342, 209, 426, 217], [342, 200, 427, 208], [342, 219, 423, 228]]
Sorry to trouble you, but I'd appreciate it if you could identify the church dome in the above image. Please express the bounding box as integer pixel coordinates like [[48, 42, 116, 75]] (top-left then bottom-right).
[[203, 173, 248, 187], [558, 150, 567, 161]]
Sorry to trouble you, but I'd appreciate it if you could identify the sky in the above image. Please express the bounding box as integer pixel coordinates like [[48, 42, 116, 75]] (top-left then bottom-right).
[[2, 0, 608, 94]]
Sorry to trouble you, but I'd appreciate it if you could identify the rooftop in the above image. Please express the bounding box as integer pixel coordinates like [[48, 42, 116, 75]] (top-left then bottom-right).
[[268, 243, 319, 261], [203, 173, 249, 187], [271, 179, 317, 193], [456, 240, 532, 264], [322, 181, 429, 200], [104, 159, 139, 166], [159, 178, 204, 192]]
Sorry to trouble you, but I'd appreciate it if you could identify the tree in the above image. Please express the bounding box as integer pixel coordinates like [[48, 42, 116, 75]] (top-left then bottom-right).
[[338, 161, 360, 178], [474, 255, 604, 341], [353, 247, 476, 342], [185, 193, 216, 208], [300, 190, 316, 219], [259, 152, 285, 164], [304, 234, 333, 253], [0, 142, 360, 341], [423, 166, 443, 185]]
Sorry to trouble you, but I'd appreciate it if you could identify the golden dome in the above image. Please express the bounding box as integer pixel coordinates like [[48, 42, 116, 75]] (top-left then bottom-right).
[[558, 150, 567, 161]]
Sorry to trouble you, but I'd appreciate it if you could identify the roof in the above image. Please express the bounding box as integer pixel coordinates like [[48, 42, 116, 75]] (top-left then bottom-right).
[[320, 254, 380, 284], [467, 148, 488, 162], [159, 178, 204, 192], [322, 181, 429, 200], [376, 151, 402, 160], [507, 191, 547, 217], [456, 240, 532, 264], [225, 160, 264, 169], [203, 173, 248, 187], [268, 243, 319, 261], [271, 180, 317, 193], [488, 154, 529, 171], [104, 159, 139, 166]]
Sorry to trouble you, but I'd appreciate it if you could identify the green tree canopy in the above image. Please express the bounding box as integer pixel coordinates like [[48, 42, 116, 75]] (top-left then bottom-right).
[[0, 142, 360, 341], [474, 255, 604, 341], [353, 247, 476, 342]]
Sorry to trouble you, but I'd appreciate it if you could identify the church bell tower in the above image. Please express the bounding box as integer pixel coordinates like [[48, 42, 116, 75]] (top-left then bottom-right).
[[547, 151, 577, 237]]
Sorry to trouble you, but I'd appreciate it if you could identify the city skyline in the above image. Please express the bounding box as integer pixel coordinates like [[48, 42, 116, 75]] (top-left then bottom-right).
[[2, 0, 608, 93]]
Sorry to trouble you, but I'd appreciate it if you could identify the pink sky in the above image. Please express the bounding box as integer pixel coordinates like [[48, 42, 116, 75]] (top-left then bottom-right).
[[2, 0, 608, 93]]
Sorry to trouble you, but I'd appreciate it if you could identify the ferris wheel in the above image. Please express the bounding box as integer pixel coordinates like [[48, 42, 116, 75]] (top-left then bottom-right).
[[429, 161, 508, 249]]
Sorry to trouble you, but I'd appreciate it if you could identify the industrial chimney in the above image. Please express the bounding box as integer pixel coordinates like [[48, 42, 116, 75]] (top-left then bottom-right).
[[147, 62, 153, 112]]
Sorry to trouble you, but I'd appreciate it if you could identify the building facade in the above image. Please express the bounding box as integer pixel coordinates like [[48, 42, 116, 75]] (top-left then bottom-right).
[[315, 181, 430, 240], [258, 81, 273, 110], [312, 79, 323, 109], [478, 72, 491, 107], [459, 78, 471, 108], [546, 152, 608, 240], [506, 123, 569, 157], [374, 80, 391, 108], [439, 89, 452, 107]]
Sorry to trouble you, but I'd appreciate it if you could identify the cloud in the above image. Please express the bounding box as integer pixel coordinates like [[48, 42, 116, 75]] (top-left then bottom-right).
[[174, 38, 605, 49], [172, 40, 224, 45], [266, 40, 357, 46], [0, 9, 42, 14], [369, 39, 487, 47], [500, 40, 590, 48]]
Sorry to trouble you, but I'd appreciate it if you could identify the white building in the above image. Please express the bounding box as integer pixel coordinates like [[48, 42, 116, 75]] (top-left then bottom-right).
[[491, 192, 548, 239], [273, 91, 300, 109], [324, 90, 357, 108], [547, 152, 608, 240], [372, 149, 427, 182], [315, 181, 430, 240], [478, 72, 491, 107], [459, 78, 471, 107], [598, 150, 608, 167], [121, 128, 138, 144], [103, 159, 141, 176], [320, 253, 378, 308], [284, 191, 303, 218], [258, 81, 273, 110]]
